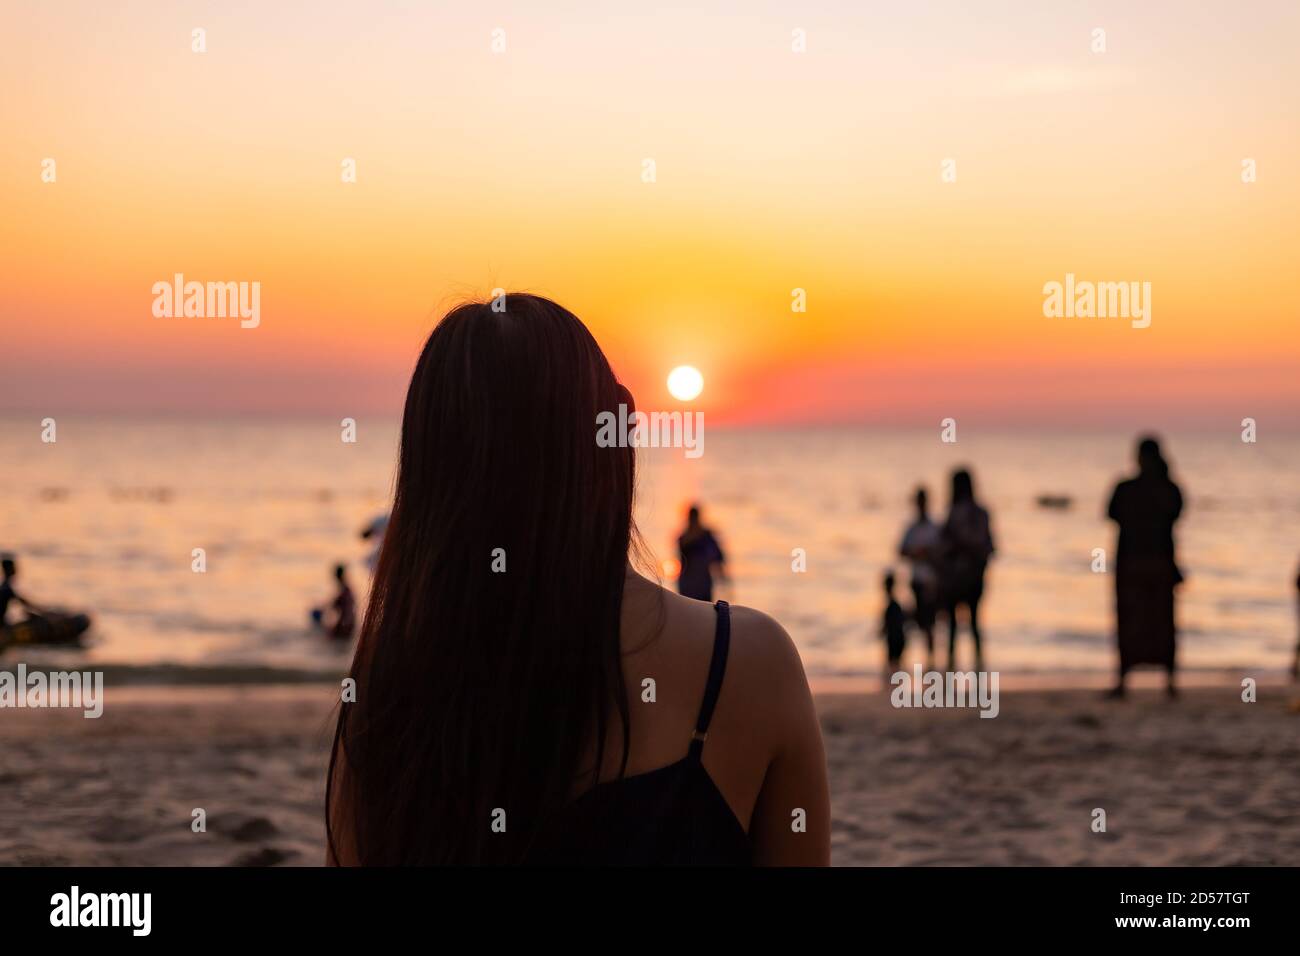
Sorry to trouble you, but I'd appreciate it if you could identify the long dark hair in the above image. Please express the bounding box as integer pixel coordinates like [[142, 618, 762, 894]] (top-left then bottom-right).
[[1137, 435, 1170, 480], [950, 467, 975, 506], [327, 294, 639, 864]]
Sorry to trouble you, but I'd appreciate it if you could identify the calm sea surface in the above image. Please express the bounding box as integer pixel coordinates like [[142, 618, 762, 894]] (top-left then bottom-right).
[[2, 418, 1296, 681]]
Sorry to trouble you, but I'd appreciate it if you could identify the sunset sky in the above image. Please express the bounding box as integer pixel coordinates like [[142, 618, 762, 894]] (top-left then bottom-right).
[[2, 0, 1297, 426]]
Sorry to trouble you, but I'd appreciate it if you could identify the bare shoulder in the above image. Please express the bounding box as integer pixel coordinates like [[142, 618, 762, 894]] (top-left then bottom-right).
[[727, 603, 801, 664], [622, 577, 824, 837], [639, 582, 804, 676], [721, 604, 813, 737], [726, 603, 829, 865], [621, 573, 812, 751], [711, 600, 823, 834], [642, 584, 808, 695]]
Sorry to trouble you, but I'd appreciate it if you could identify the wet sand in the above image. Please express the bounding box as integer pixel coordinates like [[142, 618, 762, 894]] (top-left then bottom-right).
[[2, 683, 1297, 866]]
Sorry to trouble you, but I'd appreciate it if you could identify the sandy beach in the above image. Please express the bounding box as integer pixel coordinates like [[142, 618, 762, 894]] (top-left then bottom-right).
[[3, 681, 1297, 867], [823, 684, 1300, 866]]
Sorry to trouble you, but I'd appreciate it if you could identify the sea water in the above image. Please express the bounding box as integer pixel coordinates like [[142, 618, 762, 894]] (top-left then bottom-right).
[[1, 417, 1295, 682]]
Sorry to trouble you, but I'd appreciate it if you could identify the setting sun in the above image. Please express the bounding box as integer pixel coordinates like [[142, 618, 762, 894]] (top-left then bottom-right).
[[666, 365, 704, 402]]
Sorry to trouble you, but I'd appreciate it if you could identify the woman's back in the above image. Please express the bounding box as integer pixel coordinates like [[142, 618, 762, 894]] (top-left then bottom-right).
[[492, 573, 827, 864], [677, 525, 723, 601], [332, 569, 828, 866], [527, 592, 742, 863], [1109, 474, 1182, 560]]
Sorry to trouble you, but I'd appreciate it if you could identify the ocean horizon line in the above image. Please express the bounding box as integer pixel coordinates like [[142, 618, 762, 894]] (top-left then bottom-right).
[[3, 410, 1298, 438]]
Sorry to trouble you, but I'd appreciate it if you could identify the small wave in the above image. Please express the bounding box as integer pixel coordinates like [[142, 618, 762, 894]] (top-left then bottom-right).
[[141, 613, 307, 640], [108, 486, 173, 503], [1046, 630, 1108, 646], [1214, 597, 1289, 613]]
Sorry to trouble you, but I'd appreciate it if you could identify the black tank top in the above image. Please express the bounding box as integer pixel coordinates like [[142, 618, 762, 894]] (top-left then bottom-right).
[[527, 601, 750, 865]]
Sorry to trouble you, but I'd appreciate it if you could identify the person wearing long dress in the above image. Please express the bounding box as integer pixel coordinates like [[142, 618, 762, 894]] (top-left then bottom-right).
[[1106, 436, 1184, 698], [1291, 560, 1299, 680]]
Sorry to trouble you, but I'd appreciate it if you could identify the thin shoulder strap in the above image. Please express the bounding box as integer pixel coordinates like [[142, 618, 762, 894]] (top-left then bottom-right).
[[688, 600, 731, 763]]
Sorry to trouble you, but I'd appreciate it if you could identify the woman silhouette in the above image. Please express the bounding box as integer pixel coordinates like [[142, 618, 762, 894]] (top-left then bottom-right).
[[939, 468, 995, 670], [677, 503, 727, 602], [326, 294, 828, 865], [1106, 436, 1184, 698]]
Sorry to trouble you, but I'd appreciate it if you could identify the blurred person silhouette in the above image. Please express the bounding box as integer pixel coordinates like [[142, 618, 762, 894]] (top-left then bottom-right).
[[311, 564, 357, 641], [1292, 559, 1299, 681], [677, 503, 728, 602], [880, 571, 906, 676], [1, 556, 46, 625], [0, 555, 90, 647], [360, 513, 388, 574], [1106, 436, 1184, 699], [939, 468, 995, 671], [898, 486, 941, 669]]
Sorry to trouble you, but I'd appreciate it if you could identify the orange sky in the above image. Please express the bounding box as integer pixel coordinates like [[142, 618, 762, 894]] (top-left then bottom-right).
[[2, 1, 1297, 426]]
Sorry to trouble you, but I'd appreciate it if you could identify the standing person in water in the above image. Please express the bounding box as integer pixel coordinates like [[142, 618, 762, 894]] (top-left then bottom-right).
[[1293, 559, 1300, 680], [1106, 436, 1184, 699], [898, 486, 941, 669], [880, 571, 906, 675], [939, 468, 995, 671], [677, 503, 728, 602], [311, 564, 357, 641], [326, 294, 828, 866]]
